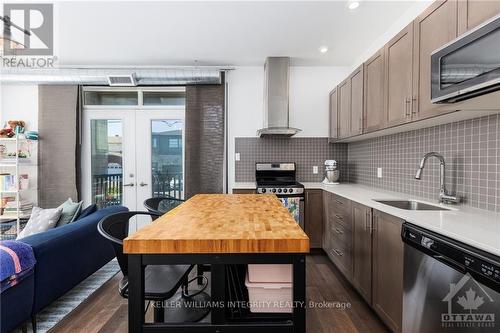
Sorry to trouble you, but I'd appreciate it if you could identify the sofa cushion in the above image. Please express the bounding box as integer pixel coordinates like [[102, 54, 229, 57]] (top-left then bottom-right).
[[76, 204, 97, 221], [56, 198, 84, 227], [16, 207, 63, 239]]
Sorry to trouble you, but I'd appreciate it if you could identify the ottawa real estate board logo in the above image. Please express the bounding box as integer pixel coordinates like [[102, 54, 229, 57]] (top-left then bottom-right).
[[2, 3, 55, 67], [441, 273, 496, 329]]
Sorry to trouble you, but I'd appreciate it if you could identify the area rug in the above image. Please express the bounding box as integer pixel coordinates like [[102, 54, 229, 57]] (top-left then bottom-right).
[[14, 259, 120, 333]]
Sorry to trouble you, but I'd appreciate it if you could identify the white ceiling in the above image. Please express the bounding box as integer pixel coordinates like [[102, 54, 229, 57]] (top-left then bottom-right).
[[56, 1, 419, 67]]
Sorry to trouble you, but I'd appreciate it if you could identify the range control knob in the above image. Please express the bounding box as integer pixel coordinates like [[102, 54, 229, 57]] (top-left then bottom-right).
[[289, 188, 294, 193], [278, 188, 282, 193], [272, 188, 276, 193], [262, 188, 266, 193]]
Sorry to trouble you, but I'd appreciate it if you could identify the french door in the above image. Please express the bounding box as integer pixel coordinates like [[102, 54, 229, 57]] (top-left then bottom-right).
[[82, 109, 185, 231]]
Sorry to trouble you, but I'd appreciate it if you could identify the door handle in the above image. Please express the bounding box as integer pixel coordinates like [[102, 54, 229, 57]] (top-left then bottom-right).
[[139, 182, 148, 187], [412, 96, 418, 116], [123, 182, 135, 187]]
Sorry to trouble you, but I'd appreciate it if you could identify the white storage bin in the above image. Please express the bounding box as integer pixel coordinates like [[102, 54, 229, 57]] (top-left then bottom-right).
[[247, 264, 292, 283], [245, 272, 293, 313]]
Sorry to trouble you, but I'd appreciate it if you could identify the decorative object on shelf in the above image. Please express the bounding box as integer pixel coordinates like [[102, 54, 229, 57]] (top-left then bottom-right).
[[25, 131, 38, 141], [0, 128, 14, 138], [8, 120, 26, 134], [19, 174, 29, 190]]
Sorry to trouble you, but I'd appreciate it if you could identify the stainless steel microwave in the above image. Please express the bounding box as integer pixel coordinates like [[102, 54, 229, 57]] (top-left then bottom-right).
[[431, 14, 500, 103]]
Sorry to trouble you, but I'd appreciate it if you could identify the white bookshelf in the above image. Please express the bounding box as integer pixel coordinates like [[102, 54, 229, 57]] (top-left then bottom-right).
[[0, 134, 38, 237]]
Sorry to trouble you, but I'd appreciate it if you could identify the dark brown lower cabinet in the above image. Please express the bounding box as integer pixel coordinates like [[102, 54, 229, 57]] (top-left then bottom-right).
[[323, 191, 353, 281], [372, 210, 404, 333], [352, 202, 373, 305], [305, 189, 323, 248]]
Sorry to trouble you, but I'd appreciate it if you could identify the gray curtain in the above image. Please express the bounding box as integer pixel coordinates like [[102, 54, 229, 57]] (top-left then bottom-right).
[[38, 85, 78, 207], [185, 84, 225, 199]]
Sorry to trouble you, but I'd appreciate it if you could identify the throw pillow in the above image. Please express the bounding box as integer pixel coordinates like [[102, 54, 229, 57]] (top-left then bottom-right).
[[16, 207, 63, 239], [76, 204, 97, 221], [56, 198, 84, 227]]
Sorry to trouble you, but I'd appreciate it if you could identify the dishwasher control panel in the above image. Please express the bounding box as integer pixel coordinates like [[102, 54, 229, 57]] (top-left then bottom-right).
[[402, 222, 500, 287]]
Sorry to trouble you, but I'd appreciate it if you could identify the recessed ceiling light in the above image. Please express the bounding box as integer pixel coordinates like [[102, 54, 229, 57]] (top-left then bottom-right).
[[319, 46, 329, 53], [347, 1, 360, 10]]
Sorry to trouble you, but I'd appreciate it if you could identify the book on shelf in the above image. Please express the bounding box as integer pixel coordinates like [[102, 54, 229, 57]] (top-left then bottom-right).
[[0, 174, 16, 191]]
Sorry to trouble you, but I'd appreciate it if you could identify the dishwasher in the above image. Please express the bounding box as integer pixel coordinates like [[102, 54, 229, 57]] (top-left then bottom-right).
[[401, 222, 500, 333]]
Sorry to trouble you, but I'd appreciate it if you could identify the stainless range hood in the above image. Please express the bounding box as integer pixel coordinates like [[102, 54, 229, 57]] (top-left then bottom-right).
[[257, 57, 301, 137]]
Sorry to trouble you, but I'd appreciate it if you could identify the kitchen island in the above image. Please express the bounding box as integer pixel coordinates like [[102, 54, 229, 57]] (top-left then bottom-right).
[[124, 194, 310, 333]]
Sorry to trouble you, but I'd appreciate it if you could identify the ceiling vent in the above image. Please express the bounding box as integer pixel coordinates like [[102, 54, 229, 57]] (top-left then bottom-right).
[[107, 74, 137, 86]]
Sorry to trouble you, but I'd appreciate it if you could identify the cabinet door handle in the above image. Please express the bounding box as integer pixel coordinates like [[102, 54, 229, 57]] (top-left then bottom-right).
[[405, 98, 411, 117], [123, 182, 135, 187], [335, 214, 343, 220], [365, 211, 370, 231], [372, 215, 378, 231], [412, 96, 418, 116], [333, 249, 344, 257]]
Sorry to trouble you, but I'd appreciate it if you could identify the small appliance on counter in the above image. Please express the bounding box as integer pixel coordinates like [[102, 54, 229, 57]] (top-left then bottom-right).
[[323, 160, 340, 185]]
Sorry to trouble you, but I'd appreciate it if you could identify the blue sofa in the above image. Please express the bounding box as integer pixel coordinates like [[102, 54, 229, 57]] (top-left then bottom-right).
[[0, 205, 128, 333]]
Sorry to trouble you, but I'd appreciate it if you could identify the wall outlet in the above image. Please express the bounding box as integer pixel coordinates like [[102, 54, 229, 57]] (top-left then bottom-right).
[[377, 167, 383, 178], [235, 153, 240, 161], [313, 166, 318, 174]]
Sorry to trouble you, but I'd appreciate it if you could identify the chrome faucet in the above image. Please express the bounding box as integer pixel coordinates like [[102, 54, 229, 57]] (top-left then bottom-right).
[[415, 152, 460, 204]]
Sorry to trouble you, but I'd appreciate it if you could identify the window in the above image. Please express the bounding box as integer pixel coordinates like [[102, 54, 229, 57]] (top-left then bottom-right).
[[169, 138, 180, 148]]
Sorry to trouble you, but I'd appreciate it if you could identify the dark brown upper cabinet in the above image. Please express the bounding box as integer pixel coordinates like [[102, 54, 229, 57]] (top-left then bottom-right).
[[328, 87, 338, 141], [338, 79, 351, 139], [458, 0, 500, 35], [384, 22, 415, 128], [363, 49, 385, 133], [413, 0, 458, 120], [349, 65, 364, 136]]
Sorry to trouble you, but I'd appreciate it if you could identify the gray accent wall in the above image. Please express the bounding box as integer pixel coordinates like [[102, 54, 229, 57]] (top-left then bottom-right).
[[38, 85, 79, 208], [348, 114, 500, 212], [235, 138, 348, 182], [185, 84, 225, 199]]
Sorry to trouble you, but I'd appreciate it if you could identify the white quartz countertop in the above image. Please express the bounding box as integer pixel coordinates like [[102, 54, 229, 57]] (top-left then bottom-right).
[[300, 182, 500, 257]]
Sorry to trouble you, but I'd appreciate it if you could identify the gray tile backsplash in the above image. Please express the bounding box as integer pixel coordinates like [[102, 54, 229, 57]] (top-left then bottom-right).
[[348, 114, 500, 212], [235, 138, 348, 182], [234, 114, 499, 212]]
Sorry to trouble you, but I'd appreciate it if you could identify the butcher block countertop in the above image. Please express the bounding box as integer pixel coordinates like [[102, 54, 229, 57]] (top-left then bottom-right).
[[123, 194, 310, 254]]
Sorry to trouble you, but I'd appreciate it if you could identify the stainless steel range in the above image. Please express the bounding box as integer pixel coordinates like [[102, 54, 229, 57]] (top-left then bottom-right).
[[255, 163, 304, 229]]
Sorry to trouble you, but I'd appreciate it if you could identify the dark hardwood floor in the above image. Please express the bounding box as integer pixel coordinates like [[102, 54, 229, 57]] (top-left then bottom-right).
[[53, 253, 388, 333]]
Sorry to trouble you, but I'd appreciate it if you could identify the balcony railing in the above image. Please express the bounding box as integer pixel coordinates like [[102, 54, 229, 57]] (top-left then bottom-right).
[[93, 172, 183, 208], [93, 174, 123, 208], [152, 172, 183, 199]]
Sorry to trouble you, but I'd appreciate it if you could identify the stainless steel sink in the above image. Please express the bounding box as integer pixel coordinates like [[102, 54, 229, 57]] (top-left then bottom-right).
[[374, 200, 451, 211]]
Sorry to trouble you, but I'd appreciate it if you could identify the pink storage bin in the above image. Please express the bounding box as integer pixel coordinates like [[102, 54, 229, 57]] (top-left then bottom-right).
[[247, 264, 292, 283], [245, 272, 293, 313]]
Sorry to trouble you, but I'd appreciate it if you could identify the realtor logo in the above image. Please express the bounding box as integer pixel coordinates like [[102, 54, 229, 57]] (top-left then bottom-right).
[[441, 273, 496, 329], [3, 3, 53, 56]]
